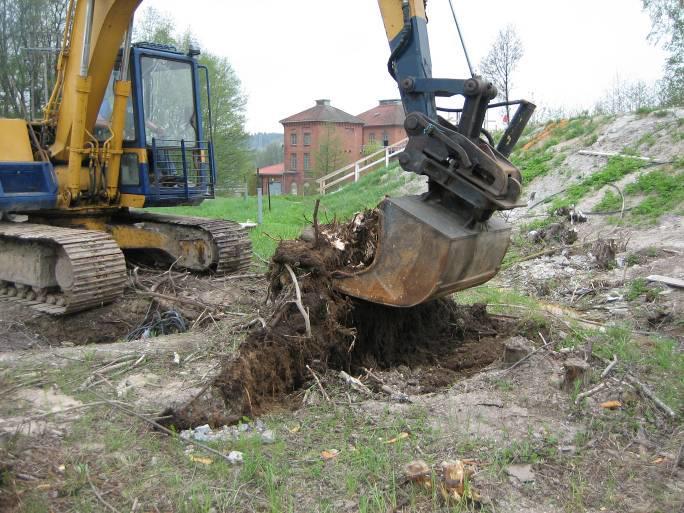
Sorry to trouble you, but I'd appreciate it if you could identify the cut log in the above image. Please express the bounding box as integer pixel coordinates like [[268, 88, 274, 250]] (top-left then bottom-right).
[[563, 358, 591, 392]]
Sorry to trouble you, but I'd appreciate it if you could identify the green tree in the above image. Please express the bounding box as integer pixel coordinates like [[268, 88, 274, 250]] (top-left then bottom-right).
[[255, 141, 284, 168], [313, 123, 344, 180], [133, 8, 251, 187], [642, 0, 684, 106], [0, 0, 68, 118]]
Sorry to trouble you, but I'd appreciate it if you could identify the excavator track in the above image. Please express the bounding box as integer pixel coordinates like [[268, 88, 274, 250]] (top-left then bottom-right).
[[0, 223, 126, 315], [118, 212, 252, 274]]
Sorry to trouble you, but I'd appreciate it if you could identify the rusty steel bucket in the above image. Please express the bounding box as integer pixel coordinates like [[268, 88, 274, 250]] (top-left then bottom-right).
[[333, 195, 512, 307]]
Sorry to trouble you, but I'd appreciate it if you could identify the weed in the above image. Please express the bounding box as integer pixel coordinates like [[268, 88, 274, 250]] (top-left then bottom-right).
[[583, 133, 598, 146], [625, 169, 684, 221], [511, 150, 554, 182], [636, 132, 656, 148], [624, 278, 658, 302], [592, 190, 622, 212], [653, 110, 669, 118], [550, 156, 645, 210]]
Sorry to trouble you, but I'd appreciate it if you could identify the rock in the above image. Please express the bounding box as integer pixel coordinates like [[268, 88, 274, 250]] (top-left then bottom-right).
[[227, 451, 243, 465], [503, 336, 533, 365], [506, 463, 535, 483], [261, 429, 276, 444], [562, 358, 591, 391]]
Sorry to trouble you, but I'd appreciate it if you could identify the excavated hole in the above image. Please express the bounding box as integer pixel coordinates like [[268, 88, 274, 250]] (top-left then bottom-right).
[[164, 210, 512, 429]]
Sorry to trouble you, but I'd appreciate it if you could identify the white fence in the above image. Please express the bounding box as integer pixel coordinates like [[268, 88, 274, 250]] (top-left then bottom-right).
[[316, 137, 408, 195]]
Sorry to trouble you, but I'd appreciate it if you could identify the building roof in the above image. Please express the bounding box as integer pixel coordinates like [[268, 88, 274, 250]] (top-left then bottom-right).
[[356, 99, 406, 128], [258, 162, 285, 176], [280, 99, 365, 125]]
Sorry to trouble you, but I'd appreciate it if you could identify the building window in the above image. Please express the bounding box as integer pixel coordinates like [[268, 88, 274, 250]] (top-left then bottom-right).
[[303, 153, 310, 171], [290, 153, 297, 171], [383, 131, 389, 147], [290, 132, 297, 146], [368, 132, 376, 143], [303, 132, 311, 146]]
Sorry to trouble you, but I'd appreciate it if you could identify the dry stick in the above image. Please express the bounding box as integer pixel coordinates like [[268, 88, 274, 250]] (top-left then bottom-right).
[[600, 354, 618, 379], [86, 468, 121, 513], [312, 198, 321, 248], [306, 365, 331, 403], [339, 370, 373, 396], [284, 264, 312, 337], [625, 375, 677, 419], [501, 332, 554, 374], [91, 392, 239, 464], [574, 382, 606, 405], [363, 367, 412, 403], [133, 289, 209, 311]]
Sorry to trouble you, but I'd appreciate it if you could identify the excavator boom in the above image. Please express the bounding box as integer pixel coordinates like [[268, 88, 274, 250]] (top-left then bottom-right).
[[335, 0, 535, 306]]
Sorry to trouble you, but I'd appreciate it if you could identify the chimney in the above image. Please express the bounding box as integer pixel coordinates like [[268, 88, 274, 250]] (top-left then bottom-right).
[[379, 99, 402, 105], [316, 99, 331, 106]]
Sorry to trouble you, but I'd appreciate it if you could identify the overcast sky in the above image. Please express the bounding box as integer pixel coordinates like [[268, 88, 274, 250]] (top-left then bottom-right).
[[144, 0, 666, 133]]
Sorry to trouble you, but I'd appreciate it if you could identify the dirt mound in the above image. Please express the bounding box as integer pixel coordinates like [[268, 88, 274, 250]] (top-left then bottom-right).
[[165, 212, 503, 429]]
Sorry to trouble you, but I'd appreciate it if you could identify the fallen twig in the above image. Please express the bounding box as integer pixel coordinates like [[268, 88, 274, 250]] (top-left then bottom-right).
[[339, 370, 372, 396], [86, 467, 121, 513], [306, 365, 331, 403], [574, 382, 606, 404], [284, 264, 312, 337], [363, 367, 412, 403], [625, 375, 677, 419], [600, 354, 618, 379]]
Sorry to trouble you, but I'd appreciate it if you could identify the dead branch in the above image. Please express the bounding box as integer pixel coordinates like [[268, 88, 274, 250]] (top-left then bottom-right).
[[284, 264, 312, 337], [600, 354, 618, 378], [574, 382, 606, 405], [86, 467, 121, 513], [363, 367, 412, 403], [313, 199, 321, 248], [339, 370, 372, 396], [625, 375, 677, 419], [306, 365, 331, 403]]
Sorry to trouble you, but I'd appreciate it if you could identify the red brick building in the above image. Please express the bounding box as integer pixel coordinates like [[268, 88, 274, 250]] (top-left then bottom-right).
[[356, 99, 406, 152], [280, 99, 364, 194]]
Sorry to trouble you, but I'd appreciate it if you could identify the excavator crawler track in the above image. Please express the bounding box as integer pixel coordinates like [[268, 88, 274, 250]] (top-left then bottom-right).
[[119, 212, 252, 274], [0, 223, 126, 315]]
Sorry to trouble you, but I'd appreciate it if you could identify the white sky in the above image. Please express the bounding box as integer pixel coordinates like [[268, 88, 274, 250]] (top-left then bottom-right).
[[144, 0, 666, 133]]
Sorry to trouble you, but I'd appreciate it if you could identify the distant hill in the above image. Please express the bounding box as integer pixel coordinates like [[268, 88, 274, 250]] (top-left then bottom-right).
[[249, 132, 283, 151]]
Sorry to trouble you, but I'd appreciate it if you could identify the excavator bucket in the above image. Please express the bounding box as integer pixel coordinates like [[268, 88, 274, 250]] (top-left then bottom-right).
[[334, 195, 512, 307]]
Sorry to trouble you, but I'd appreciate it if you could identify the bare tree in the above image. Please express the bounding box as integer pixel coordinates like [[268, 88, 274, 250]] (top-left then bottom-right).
[[479, 25, 524, 123]]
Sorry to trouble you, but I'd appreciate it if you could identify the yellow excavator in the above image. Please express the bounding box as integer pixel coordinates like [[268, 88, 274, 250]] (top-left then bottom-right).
[[0, 0, 533, 314]]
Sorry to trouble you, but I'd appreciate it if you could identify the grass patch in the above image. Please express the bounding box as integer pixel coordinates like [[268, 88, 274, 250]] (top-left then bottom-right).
[[625, 168, 684, 222], [511, 150, 554, 182], [592, 190, 622, 213], [155, 163, 406, 259], [550, 156, 645, 210]]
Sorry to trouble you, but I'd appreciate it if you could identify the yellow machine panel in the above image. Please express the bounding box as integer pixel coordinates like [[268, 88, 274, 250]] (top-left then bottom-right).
[[0, 120, 34, 162]]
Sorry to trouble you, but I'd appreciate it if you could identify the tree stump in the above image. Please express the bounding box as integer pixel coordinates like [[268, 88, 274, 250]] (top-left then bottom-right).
[[563, 358, 591, 391], [503, 336, 532, 365]]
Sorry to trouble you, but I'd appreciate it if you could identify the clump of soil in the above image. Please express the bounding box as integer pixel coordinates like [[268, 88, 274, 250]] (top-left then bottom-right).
[[165, 211, 502, 429]]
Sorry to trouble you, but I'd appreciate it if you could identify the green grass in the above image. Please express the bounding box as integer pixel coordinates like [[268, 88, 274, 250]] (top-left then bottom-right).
[[156, 163, 406, 260], [625, 168, 684, 221], [592, 190, 622, 213], [550, 156, 645, 210]]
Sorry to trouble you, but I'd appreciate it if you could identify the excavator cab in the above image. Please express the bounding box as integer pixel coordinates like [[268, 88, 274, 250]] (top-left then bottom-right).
[[96, 43, 216, 207], [334, 1, 535, 307]]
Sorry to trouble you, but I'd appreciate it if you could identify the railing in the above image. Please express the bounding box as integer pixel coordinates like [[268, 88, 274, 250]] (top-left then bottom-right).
[[150, 138, 215, 201], [316, 137, 408, 195]]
